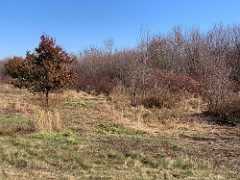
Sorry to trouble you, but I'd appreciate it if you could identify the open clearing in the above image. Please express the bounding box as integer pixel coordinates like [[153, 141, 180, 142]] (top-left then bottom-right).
[[0, 84, 239, 180]]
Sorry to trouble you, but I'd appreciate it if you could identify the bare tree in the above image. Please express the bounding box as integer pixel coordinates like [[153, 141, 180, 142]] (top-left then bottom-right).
[[184, 28, 205, 77]]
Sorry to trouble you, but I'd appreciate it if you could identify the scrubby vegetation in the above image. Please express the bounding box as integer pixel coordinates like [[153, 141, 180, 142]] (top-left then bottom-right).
[[0, 25, 240, 179], [74, 25, 240, 124]]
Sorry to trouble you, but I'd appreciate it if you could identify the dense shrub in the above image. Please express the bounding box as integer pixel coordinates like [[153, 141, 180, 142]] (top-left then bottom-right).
[[149, 70, 204, 94], [205, 94, 240, 124], [141, 97, 163, 109], [203, 77, 240, 124], [141, 90, 183, 109], [4, 56, 24, 78], [75, 73, 117, 95]]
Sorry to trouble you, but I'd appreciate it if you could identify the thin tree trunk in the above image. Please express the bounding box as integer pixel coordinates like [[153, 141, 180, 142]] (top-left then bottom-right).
[[45, 91, 51, 130], [46, 91, 49, 111]]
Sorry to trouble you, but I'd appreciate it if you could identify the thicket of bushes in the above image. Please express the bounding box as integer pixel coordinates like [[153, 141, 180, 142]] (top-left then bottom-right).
[[71, 25, 240, 124], [1, 24, 240, 124]]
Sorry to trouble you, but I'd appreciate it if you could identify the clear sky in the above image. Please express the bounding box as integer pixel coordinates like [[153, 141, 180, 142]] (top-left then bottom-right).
[[0, 0, 240, 58]]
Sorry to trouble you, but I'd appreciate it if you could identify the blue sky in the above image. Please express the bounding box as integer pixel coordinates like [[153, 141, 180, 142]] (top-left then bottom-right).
[[0, 0, 240, 58]]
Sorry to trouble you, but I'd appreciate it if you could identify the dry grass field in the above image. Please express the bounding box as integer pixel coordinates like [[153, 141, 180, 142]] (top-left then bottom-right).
[[0, 83, 239, 179]]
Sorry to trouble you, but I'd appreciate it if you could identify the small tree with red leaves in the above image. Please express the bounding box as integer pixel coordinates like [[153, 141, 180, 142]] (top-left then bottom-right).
[[15, 34, 75, 109]]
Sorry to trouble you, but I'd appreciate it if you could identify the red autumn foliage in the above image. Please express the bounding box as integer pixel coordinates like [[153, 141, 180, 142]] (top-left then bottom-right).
[[15, 34, 75, 108]]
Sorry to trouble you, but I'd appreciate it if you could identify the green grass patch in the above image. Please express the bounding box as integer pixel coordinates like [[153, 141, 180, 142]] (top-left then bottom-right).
[[64, 97, 92, 107], [95, 123, 144, 135], [0, 130, 90, 170], [0, 115, 30, 124], [170, 142, 182, 151]]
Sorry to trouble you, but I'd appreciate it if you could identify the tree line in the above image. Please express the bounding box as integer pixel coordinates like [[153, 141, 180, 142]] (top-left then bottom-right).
[[1, 24, 240, 124]]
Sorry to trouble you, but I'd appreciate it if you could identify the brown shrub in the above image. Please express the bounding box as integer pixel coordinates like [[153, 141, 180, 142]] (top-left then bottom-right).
[[75, 73, 117, 95], [202, 80, 239, 124], [4, 56, 24, 78], [149, 70, 204, 94], [141, 97, 163, 109], [205, 93, 240, 124], [141, 90, 184, 109], [0, 75, 12, 84]]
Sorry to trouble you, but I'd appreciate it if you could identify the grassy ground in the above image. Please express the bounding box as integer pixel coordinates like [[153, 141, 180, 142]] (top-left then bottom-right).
[[0, 83, 239, 179]]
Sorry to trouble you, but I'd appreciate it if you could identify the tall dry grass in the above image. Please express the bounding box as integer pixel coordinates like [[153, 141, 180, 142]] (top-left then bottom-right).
[[108, 87, 207, 134], [34, 109, 62, 131]]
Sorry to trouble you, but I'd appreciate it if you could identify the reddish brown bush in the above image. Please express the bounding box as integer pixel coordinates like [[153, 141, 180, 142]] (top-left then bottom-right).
[[75, 73, 117, 95], [0, 75, 12, 84], [4, 56, 24, 78], [149, 70, 204, 94]]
